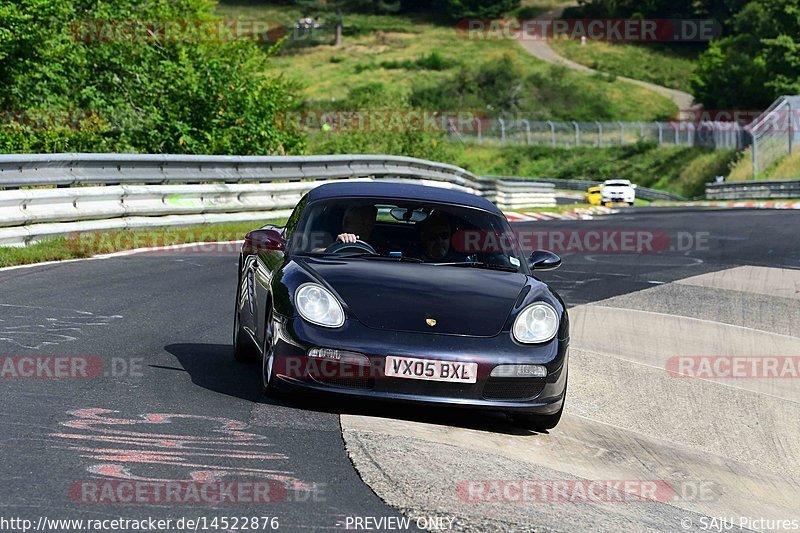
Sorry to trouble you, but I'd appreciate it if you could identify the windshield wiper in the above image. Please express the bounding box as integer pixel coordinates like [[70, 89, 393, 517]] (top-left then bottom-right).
[[337, 252, 423, 263], [433, 261, 518, 272]]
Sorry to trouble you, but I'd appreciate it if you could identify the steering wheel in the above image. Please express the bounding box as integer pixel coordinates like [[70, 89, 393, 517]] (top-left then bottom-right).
[[324, 239, 378, 255]]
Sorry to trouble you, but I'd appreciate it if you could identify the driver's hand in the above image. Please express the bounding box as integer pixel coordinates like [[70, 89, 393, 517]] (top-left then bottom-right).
[[337, 233, 359, 244]]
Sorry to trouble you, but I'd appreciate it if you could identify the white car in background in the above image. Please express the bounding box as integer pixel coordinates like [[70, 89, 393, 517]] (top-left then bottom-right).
[[600, 179, 636, 206]]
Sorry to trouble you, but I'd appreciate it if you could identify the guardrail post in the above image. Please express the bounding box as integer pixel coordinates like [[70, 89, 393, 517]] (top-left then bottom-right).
[[752, 129, 758, 177], [499, 118, 506, 146], [696, 120, 705, 148], [736, 122, 747, 150], [657, 122, 663, 145], [572, 121, 580, 147], [596, 121, 603, 146], [521, 119, 531, 145], [546, 121, 556, 148], [737, 122, 744, 150], [788, 101, 793, 155], [447, 119, 464, 144], [713, 121, 721, 149], [618, 121, 624, 145]]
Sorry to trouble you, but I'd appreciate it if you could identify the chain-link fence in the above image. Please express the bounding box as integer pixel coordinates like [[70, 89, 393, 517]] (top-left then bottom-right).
[[748, 96, 800, 177], [448, 119, 749, 150]]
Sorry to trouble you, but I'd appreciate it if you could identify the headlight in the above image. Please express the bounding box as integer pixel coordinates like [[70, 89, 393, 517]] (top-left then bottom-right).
[[295, 283, 345, 328], [512, 302, 559, 343]]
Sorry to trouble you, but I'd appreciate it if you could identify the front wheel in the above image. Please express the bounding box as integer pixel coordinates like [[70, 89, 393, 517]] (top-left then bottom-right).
[[233, 299, 258, 362], [261, 308, 278, 396]]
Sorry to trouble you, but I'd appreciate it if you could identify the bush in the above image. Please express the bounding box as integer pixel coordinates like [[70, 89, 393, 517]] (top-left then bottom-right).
[[433, 0, 520, 19], [380, 52, 455, 70]]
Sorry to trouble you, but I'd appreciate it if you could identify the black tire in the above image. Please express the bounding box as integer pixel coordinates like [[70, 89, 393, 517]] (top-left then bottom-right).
[[261, 307, 278, 396], [233, 286, 259, 362]]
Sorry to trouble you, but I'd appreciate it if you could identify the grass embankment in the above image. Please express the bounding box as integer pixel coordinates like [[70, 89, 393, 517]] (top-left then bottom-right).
[[453, 143, 738, 198], [549, 40, 700, 94], [727, 149, 800, 182], [216, 1, 677, 121], [0, 219, 286, 268]]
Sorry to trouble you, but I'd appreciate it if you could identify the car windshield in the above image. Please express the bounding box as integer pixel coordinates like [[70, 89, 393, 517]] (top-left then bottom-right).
[[289, 198, 526, 271], [604, 181, 630, 186]]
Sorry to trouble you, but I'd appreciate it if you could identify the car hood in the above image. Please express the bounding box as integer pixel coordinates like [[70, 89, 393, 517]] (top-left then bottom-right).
[[296, 257, 528, 336]]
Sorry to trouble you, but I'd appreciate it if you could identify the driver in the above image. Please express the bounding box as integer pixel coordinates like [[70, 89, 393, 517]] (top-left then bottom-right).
[[336, 205, 377, 244]]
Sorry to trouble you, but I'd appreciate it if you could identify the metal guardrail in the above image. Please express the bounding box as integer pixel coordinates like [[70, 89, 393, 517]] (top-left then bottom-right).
[[705, 179, 800, 200], [483, 176, 686, 202], [0, 154, 556, 246], [0, 153, 484, 188]]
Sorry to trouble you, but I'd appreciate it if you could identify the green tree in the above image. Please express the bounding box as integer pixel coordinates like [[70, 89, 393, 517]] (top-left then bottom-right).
[[690, 36, 770, 109], [0, 0, 305, 154], [691, 0, 800, 109]]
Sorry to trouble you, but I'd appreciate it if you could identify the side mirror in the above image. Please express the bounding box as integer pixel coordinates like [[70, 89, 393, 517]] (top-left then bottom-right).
[[243, 227, 285, 254], [528, 250, 561, 271]]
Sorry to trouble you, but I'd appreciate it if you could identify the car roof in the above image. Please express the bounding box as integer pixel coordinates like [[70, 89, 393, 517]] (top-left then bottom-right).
[[308, 181, 502, 214]]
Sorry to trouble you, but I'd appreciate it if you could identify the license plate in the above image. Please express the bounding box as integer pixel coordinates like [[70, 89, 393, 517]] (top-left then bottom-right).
[[384, 356, 477, 383]]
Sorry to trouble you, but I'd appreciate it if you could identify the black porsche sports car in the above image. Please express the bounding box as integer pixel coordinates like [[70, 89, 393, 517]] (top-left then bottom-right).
[[233, 181, 568, 430]]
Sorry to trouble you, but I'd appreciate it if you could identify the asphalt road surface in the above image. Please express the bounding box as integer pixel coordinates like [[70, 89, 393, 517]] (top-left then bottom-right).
[[0, 207, 798, 532]]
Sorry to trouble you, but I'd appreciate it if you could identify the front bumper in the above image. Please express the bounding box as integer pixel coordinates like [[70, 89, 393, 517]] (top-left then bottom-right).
[[269, 316, 568, 415], [602, 196, 635, 204]]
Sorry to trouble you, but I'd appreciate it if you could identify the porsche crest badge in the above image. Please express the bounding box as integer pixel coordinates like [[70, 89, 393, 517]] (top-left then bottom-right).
[[426, 318, 437, 327]]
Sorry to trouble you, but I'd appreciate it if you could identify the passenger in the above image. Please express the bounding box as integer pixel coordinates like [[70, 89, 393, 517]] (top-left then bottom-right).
[[419, 211, 457, 262]]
